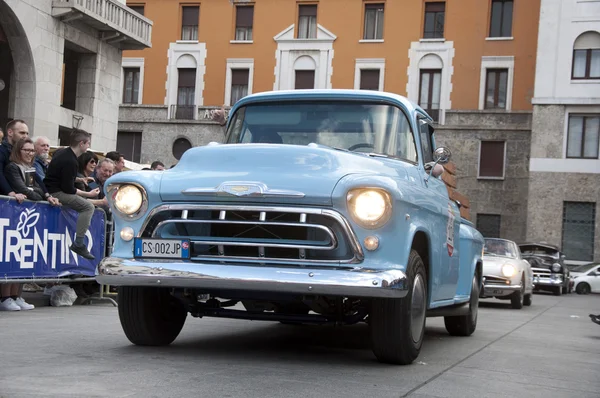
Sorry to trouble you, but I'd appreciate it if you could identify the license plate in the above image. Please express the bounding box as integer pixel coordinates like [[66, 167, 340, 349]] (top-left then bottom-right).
[[492, 289, 504, 294], [134, 238, 190, 259]]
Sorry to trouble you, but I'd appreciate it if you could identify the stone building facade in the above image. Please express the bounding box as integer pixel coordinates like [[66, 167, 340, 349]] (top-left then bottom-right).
[[0, 0, 152, 152], [526, 0, 600, 263]]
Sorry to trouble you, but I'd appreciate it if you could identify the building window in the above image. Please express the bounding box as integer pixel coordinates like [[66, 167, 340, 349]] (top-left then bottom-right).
[[478, 141, 505, 179], [173, 138, 192, 160], [572, 32, 600, 80], [476, 214, 501, 238], [128, 4, 144, 16], [419, 69, 441, 122], [174, 68, 196, 119], [363, 3, 384, 40], [423, 2, 445, 39], [117, 131, 142, 163], [295, 70, 315, 89], [562, 202, 596, 261], [485, 68, 508, 109], [235, 6, 254, 41], [489, 0, 513, 38], [58, 126, 72, 147], [359, 69, 380, 90], [298, 5, 317, 39], [181, 6, 199, 40], [567, 115, 600, 159], [122, 68, 140, 104], [230, 69, 249, 104]]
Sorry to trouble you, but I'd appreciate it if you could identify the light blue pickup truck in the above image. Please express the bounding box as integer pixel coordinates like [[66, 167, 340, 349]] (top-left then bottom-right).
[[98, 90, 485, 365]]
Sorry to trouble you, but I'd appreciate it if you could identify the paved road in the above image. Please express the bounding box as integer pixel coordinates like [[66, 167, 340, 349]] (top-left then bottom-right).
[[1, 292, 599, 397]]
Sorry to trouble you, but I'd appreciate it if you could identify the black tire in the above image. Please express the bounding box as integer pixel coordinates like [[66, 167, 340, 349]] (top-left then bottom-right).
[[510, 276, 525, 309], [576, 283, 591, 295], [553, 286, 562, 296], [118, 286, 187, 346], [523, 294, 532, 306], [370, 250, 427, 365], [562, 285, 568, 294], [444, 273, 479, 336]]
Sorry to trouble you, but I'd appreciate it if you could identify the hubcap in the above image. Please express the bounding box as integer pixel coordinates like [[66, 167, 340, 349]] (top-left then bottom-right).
[[411, 274, 426, 344]]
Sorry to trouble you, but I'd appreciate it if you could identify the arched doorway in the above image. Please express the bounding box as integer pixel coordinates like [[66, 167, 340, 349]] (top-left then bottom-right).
[[0, 0, 36, 132]]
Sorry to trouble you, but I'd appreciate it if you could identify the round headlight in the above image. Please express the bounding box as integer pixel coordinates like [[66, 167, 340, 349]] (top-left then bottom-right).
[[113, 185, 143, 215], [551, 263, 561, 272], [347, 188, 392, 229], [502, 264, 516, 277]]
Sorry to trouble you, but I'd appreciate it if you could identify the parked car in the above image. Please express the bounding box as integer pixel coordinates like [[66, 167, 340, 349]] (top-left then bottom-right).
[[480, 238, 534, 309], [519, 243, 571, 295], [571, 263, 600, 295], [98, 89, 485, 365]]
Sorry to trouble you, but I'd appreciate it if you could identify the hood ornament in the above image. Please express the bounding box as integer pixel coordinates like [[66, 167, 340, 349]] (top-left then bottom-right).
[[182, 181, 305, 198]]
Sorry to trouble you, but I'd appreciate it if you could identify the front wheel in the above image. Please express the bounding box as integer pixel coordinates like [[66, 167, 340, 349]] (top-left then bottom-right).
[[118, 286, 187, 346], [444, 273, 479, 336], [553, 286, 562, 296], [370, 250, 427, 365], [510, 277, 525, 309], [523, 294, 532, 306]]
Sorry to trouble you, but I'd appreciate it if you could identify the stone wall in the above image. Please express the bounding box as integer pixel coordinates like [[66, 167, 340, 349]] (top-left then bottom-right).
[[118, 105, 226, 166], [435, 110, 532, 242]]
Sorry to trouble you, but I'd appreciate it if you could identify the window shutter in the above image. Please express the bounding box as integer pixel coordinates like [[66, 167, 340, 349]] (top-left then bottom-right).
[[182, 6, 199, 25], [178, 68, 196, 87], [299, 5, 317, 16], [425, 2, 445, 12], [231, 69, 249, 85], [236, 6, 254, 27], [295, 70, 315, 89], [479, 141, 505, 177], [360, 69, 380, 90]]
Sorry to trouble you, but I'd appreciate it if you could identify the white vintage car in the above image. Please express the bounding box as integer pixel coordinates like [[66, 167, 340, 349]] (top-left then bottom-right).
[[480, 238, 534, 309]]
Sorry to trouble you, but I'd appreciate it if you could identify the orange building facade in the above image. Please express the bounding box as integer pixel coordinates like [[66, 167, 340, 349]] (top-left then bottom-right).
[[121, 0, 539, 118]]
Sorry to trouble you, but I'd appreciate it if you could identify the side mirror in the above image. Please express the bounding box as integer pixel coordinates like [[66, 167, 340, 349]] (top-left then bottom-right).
[[424, 147, 452, 184], [433, 147, 452, 165]]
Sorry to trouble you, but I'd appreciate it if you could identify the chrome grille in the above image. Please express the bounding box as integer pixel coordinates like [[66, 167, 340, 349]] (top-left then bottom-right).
[[532, 267, 552, 278], [139, 205, 363, 264]]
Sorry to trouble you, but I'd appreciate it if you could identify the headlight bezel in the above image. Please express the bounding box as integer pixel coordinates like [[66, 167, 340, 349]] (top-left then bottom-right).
[[346, 188, 393, 230], [107, 183, 148, 219]]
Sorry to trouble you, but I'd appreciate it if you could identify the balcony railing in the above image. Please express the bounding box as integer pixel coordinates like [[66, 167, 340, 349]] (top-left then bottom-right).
[[52, 0, 152, 50], [170, 105, 196, 120]]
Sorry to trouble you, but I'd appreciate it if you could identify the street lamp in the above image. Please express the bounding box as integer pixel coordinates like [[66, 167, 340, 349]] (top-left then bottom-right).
[[72, 114, 84, 129]]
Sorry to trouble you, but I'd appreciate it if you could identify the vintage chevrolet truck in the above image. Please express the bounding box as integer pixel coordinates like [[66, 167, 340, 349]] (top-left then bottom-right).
[[97, 90, 485, 365]]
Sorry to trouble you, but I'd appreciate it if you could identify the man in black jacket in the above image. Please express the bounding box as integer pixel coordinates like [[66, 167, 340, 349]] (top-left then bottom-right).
[[0, 119, 30, 203], [44, 129, 96, 260]]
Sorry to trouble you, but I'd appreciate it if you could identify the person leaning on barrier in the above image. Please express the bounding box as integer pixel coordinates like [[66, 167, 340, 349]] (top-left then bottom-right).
[[0, 119, 30, 203], [74, 151, 99, 195], [105, 151, 125, 174], [33, 136, 51, 180], [87, 158, 114, 212], [44, 129, 96, 260], [4, 138, 60, 205]]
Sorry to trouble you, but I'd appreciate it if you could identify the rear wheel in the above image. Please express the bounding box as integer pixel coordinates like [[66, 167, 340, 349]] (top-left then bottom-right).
[[370, 250, 427, 365], [444, 273, 479, 336], [118, 286, 187, 346]]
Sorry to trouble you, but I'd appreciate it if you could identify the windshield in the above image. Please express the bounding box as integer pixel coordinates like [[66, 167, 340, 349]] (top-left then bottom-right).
[[520, 246, 559, 258], [484, 239, 519, 258], [571, 263, 599, 273], [226, 101, 418, 163]]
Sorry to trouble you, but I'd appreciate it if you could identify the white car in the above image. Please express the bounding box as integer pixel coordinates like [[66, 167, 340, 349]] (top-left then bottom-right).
[[480, 238, 534, 309], [571, 263, 600, 295]]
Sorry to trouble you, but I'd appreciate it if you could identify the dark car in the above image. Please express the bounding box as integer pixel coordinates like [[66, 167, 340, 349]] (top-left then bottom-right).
[[518, 243, 572, 295]]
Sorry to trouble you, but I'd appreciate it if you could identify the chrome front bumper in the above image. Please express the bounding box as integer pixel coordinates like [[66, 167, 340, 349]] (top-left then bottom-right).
[[96, 257, 408, 298], [482, 283, 522, 297], [532, 277, 563, 287]]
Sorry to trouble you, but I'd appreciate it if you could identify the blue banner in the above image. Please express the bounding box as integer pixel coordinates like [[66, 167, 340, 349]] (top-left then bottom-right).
[[0, 197, 106, 279]]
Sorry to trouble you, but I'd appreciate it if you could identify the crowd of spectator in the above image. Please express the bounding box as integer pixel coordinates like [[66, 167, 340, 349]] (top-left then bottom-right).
[[0, 118, 169, 312]]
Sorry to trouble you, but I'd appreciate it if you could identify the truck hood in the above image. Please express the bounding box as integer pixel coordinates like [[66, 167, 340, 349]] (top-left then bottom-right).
[[159, 144, 406, 205]]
